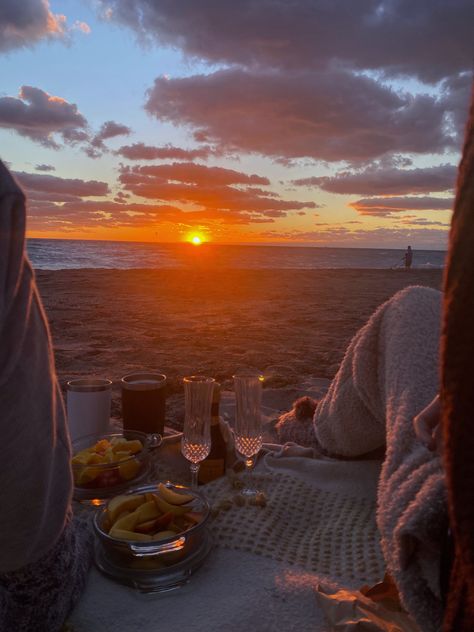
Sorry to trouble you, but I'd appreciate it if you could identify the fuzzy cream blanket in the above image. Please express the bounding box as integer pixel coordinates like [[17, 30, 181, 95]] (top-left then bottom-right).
[[278, 285, 446, 632]]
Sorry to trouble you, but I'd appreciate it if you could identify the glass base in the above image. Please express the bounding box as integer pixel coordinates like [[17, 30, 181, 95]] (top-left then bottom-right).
[[240, 487, 260, 497], [95, 530, 213, 593]]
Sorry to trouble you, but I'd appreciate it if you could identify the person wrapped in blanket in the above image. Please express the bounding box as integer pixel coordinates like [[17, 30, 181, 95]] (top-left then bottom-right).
[[277, 84, 474, 632], [0, 161, 93, 632]]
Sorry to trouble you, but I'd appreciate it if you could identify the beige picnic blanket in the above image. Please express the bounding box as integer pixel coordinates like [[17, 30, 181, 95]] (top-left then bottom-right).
[[70, 438, 386, 632]]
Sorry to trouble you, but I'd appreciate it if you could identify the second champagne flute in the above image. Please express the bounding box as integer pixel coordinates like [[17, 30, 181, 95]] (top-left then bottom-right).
[[181, 376, 215, 488], [233, 372, 263, 497]]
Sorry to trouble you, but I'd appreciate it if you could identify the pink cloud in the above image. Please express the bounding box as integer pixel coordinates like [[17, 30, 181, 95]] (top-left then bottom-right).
[[350, 196, 454, 217], [14, 171, 109, 197], [123, 163, 269, 186], [295, 164, 457, 195]]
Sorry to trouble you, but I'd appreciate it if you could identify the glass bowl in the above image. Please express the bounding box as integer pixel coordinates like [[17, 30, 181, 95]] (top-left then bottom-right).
[[93, 482, 210, 574], [72, 431, 161, 503]]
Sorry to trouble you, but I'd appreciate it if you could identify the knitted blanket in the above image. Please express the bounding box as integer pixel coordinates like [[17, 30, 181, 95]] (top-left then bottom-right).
[[70, 442, 384, 632], [276, 286, 446, 631]]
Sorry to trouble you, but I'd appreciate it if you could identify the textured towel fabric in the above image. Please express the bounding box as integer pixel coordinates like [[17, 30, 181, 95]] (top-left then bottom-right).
[[0, 161, 93, 631], [277, 285, 446, 631], [441, 84, 474, 631], [0, 160, 72, 572], [0, 512, 94, 632]]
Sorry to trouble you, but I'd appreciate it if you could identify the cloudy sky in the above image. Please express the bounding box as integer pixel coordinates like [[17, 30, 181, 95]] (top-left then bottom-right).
[[0, 0, 472, 248]]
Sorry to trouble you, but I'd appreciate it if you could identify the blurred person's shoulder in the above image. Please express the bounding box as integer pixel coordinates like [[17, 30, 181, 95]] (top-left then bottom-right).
[[0, 160, 25, 201]]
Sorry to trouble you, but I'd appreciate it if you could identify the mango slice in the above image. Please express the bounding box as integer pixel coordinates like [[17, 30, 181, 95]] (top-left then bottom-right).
[[158, 483, 193, 505]]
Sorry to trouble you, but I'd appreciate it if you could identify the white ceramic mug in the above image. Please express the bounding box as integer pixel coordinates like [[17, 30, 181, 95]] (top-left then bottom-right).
[[66, 378, 112, 442]]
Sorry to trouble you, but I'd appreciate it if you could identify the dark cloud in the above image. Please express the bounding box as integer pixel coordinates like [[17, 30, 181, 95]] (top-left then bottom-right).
[[91, 120, 132, 149], [397, 216, 450, 227], [0, 86, 88, 148], [14, 171, 110, 197], [35, 163, 55, 172], [440, 72, 474, 139], [99, 0, 473, 83], [119, 163, 316, 217], [0, 0, 67, 53], [350, 196, 454, 217], [296, 164, 457, 195], [116, 142, 215, 161], [145, 69, 455, 162]]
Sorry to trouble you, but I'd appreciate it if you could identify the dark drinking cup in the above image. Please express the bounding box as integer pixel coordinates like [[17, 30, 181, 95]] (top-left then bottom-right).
[[121, 373, 167, 435]]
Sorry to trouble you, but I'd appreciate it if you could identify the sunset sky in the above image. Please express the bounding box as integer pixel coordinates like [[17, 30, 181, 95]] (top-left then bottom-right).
[[0, 0, 472, 248]]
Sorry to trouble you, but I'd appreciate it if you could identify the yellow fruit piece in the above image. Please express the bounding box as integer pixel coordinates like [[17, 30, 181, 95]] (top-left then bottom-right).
[[115, 451, 132, 461], [94, 439, 111, 453], [110, 437, 127, 447], [71, 452, 90, 465], [119, 458, 141, 481], [153, 495, 190, 516], [107, 493, 145, 523], [88, 453, 107, 465], [115, 509, 131, 522], [75, 466, 101, 486], [113, 511, 141, 532], [134, 500, 160, 523], [158, 483, 193, 506], [109, 527, 151, 541], [116, 440, 143, 454]]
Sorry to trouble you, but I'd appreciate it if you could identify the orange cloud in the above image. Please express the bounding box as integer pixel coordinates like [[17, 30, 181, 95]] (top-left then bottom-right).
[[119, 163, 317, 219]]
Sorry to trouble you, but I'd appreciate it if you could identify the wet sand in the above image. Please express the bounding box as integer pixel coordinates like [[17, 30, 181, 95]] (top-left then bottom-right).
[[36, 268, 443, 423]]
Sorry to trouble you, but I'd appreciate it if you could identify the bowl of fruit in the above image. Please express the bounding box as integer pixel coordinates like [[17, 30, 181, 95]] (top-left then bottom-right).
[[72, 431, 161, 502], [93, 482, 211, 590]]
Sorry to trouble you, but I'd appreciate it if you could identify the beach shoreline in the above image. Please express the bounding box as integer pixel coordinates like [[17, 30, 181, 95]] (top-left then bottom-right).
[[37, 268, 443, 424]]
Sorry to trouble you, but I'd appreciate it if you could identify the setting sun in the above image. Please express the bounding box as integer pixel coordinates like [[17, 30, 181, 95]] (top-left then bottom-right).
[[191, 235, 202, 245]]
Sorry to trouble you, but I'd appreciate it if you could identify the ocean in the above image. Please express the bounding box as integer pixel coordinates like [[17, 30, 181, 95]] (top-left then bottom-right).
[[27, 239, 446, 271]]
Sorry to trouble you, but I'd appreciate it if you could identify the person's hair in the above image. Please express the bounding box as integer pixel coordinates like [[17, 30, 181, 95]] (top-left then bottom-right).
[[441, 82, 474, 631]]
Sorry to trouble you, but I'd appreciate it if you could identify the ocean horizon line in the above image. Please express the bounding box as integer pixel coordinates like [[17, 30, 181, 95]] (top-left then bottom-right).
[[27, 239, 447, 271], [26, 237, 447, 253]]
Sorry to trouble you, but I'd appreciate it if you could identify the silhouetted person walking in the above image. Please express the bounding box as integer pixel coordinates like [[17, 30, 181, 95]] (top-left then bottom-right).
[[404, 245, 413, 269]]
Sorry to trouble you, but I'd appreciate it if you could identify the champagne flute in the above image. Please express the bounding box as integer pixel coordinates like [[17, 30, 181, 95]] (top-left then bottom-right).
[[233, 372, 263, 497], [181, 376, 214, 488]]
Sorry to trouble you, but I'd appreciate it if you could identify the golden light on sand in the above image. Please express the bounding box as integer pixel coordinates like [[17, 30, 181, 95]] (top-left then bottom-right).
[[191, 235, 202, 245]]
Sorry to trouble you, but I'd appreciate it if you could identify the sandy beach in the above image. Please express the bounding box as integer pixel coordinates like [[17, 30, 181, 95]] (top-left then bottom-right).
[[36, 268, 443, 425]]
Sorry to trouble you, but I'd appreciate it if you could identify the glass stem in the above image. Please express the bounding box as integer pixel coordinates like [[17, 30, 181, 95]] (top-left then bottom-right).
[[190, 463, 200, 489], [244, 456, 254, 491]]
